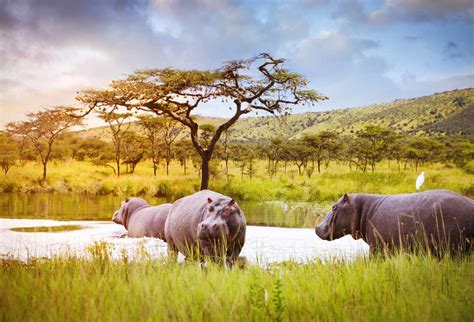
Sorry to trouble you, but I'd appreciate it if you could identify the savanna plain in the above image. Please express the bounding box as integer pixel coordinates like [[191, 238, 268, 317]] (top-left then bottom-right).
[[1, 159, 473, 322]]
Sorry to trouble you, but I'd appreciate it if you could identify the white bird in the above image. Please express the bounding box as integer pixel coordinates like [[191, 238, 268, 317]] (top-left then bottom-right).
[[416, 171, 425, 190]]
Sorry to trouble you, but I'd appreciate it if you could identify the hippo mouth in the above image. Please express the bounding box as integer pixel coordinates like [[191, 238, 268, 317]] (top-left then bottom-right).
[[315, 224, 331, 240]]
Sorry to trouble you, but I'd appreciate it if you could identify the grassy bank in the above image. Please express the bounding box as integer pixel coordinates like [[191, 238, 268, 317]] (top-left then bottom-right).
[[1, 251, 473, 322], [0, 160, 473, 203]]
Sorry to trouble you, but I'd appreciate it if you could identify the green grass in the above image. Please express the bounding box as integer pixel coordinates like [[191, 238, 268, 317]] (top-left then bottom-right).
[[1, 159, 473, 204], [1, 249, 473, 322]]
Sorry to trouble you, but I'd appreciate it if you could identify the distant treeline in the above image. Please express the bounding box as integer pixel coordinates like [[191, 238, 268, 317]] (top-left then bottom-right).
[[2, 122, 473, 179]]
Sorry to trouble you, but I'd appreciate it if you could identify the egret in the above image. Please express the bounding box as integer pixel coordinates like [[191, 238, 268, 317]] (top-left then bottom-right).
[[416, 171, 425, 190]]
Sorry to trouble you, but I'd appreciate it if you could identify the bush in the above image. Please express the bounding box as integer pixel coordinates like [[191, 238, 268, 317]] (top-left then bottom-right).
[[155, 181, 172, 198], [462, 160, 474, 174], [0, 179, 18, 193]]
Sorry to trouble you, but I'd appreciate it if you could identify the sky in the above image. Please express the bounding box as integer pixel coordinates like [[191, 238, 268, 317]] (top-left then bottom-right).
[[1, 0, 473, 128]]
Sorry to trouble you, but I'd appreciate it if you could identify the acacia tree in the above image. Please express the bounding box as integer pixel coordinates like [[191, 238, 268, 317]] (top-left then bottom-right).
[[160, 117, 184, 175], [357, 125, 395, 173], [6, 106, 82, 180], [175, 140, 194, 175], [219, 128, 234, 175], [136, 115, 185, 176], [137, 115, 163, 176], [264, 137, 285, 176], [97, 111, 132, 177], [77, 53, 327, 189], [0, 132, 19, 176], [122, 132, 146, 174], [303, 131, 339, 173]]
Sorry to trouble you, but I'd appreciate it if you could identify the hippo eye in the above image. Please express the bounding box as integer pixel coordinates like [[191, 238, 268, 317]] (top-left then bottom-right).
[[208, 206, 215, 212], [332, 205, 337, 211]]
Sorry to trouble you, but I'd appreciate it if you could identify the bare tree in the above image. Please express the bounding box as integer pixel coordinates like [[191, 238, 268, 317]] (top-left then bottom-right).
[[6, 106, 82, 180]]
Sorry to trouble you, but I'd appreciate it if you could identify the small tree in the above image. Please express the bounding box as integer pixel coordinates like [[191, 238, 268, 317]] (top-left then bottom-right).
[[6, 106, 82, 180], [303, 131, 339, 174], [0, 132, 19, 176], [97, 111, 132, 177], [264, 138, 285, 176], [122, 132, 146, 173], [287, 143, 311, 175], [219, 128, 234, 175], [161, 117, 185, 176], [77, 53, 327, 190], [404, 137, 444, 171], [175, 140, 195, 175], [357, 125, 395, 173], [137, 115, 163, 176]]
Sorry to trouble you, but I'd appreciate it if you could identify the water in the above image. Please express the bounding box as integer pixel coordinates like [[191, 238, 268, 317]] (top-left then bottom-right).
[[0, 193, 327, 228], [0, 193, 369, 264]]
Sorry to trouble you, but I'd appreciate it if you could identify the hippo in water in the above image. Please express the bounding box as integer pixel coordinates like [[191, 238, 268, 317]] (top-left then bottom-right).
[[164, 190, 246, 266], [315, 190, 474, 255], [112, 197, 172, 240]]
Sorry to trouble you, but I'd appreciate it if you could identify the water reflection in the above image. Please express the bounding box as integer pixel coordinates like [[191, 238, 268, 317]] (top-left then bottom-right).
[[0, 193, 327, 228]]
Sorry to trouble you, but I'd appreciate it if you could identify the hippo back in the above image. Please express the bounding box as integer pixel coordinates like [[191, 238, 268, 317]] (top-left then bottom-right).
[[127, 203, 172, 239]]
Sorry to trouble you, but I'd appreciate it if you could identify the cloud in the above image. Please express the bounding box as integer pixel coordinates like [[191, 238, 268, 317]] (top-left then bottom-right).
[[288, 30, 380, 82], [370, 0, 474, 24], [333, 0, 474, 25], [0, 0, 473, 128]]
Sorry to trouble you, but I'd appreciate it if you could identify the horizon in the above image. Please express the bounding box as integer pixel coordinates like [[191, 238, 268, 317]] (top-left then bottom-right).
[[1, 0, 473, 129]]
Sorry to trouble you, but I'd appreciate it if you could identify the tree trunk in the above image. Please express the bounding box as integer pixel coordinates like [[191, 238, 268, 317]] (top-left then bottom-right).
[[116, 159, 121, 177], [42, 162, 47, 181], [200, 157, 210, 190], [166, 160, 170, 176], [317, 159, 321, 173]]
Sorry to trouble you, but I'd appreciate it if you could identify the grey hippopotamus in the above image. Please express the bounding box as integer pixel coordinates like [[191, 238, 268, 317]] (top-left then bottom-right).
[[315, 190, 474, 255], [164, 190, 246, 266], [112, 197, 172, 240]]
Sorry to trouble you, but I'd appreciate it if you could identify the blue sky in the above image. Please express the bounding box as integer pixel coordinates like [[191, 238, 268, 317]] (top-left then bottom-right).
[[1, 0, 473, 127]]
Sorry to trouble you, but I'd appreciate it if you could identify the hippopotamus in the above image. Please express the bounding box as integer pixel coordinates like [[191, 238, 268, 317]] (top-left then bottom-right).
[[315, 190, 474, 255], [112, 197, 172, 240], [164, 190, 246, 266]]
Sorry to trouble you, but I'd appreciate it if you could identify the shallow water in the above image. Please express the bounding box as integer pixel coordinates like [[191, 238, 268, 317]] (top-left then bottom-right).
[[0, 193, 368, 264], [0, 218, 369, 265]]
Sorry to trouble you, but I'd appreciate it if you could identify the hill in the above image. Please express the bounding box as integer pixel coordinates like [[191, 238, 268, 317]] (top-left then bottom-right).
[[78, 88, 474, 142]]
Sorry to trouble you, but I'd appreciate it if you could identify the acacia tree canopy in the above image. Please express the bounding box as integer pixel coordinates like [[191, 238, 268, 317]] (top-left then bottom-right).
[[77, 53, 327, 189]]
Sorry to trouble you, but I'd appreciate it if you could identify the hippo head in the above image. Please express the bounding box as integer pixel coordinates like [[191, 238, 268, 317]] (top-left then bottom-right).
[[112, 197, 148, 228], [197, 197, 246, 256], [315, 193, 356, 240]]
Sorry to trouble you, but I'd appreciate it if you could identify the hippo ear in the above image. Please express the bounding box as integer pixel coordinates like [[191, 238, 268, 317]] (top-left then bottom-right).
[[228, 199, 235, 206], [343, 194, 350, 204], [125, 198, 130, 203], [208, 197, 213, 204]]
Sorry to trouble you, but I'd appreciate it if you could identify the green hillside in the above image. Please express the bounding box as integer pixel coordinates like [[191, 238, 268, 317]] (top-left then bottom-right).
[[78, 88, 474, 141]]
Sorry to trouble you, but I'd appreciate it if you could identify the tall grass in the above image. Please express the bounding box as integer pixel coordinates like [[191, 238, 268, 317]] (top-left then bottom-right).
[[0, 159, 472, 203], [0, 252, 472, 321]]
